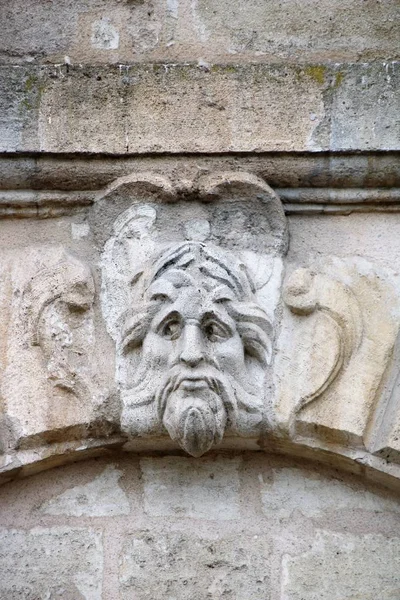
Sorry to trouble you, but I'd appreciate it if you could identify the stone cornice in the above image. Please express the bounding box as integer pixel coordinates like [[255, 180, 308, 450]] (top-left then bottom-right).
[[0, 152, 399, 216]]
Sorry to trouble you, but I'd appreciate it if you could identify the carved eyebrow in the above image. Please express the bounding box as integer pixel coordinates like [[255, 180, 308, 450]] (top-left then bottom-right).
[[160, 269, 195, 288], [146, 279, 177, 302], [146, 269, 196, 302], [200, 265, 238, 295], [210, 284, 235, 303], [153, 309, 182, 333], [201, 310, 235, 335]]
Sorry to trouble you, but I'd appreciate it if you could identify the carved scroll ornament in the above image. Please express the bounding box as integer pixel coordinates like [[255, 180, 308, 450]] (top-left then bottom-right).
[[277, 258, 400, 450], [25, 251, 96, 402], [1, 248, 101, 453]]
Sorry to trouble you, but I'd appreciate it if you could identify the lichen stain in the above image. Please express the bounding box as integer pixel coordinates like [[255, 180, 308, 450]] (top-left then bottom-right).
[[304, 65, 327, 86]]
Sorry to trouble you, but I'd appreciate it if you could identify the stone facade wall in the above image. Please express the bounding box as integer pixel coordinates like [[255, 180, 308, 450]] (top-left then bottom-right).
[[1, 1, 400, 598], [2, 454, 400, 599]]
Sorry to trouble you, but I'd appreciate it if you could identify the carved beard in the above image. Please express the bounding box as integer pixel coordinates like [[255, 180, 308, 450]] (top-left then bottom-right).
[[157, 371, 228, 457], [121, 357, 264, 455]]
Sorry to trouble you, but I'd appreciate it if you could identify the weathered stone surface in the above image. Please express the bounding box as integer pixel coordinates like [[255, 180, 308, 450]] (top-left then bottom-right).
[[192, 0, 400, 62], [119, 530, 271, 599], [1, 0, 398, 64], [0, 527, 103, 599], [330, 62, 400, 151], [260, 467, 400, 519], [140, 456, 241, 520], [0, 245, 108, 449], [370, 349, 400, 465], [0, 0, 163, 64], [1, 455, 400, 598], [1, 63, 399, 154], [0, 172, 399, 482], [1, 153, 398, 194], [282, 530, 400, 599], [37, 64, 325, 154], [276, 256, 400, 446], [40, 464, 130, 517]]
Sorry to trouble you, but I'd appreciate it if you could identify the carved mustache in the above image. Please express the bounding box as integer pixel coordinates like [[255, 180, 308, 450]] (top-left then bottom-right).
[[156, 365, 229, 422], [125, 353, 220, 394]]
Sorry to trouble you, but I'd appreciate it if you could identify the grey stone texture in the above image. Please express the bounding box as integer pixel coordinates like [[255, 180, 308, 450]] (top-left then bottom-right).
[[0, 152, 398, 192], [1, 455, 400, 599], [40, 465, 130, 517], [282, 530, 400, 600], [260, 467, 400, 518], [1, 62, 399, 153], [0, 526, 103, 599], [1, 0, 398, 64], [119, 530, 271, 599], [141, 456, 241, 519]]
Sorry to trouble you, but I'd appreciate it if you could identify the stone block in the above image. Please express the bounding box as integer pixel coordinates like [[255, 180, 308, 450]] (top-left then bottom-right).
[[119, 530, 270, 599], [140, 456, 241, 520], [40, 464, 130, 517], [193, 0, 400, 61], [1, 0, 398, 64], [0, 65, 40, 151], [0, 527, 103, 600], [0, 0, 163, 64], [260, 468, 400, 519], [35, 64, 325, 154], [0, 63, 398, 154], [330, 62, 400, 151], [282, 530, 400, 599]]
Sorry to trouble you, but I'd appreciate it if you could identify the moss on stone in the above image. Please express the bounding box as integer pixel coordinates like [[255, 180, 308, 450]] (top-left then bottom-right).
[[304, 65, 327, 85], [334, 71, 344, 87]]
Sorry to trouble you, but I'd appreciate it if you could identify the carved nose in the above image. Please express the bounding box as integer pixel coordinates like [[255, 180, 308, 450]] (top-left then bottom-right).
[[179, 324, 205, 367]]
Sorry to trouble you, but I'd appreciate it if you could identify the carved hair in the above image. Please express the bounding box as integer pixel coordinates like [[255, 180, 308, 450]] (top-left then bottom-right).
[[119, 242, 273, 365]]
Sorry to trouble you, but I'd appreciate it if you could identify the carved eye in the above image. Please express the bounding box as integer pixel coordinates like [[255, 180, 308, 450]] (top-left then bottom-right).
[[203, 320, 231, 342], [160, 318, 182, 340]]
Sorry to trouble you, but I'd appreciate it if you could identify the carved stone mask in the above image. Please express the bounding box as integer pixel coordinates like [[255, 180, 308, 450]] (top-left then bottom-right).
[[119, 241, 272, 456]]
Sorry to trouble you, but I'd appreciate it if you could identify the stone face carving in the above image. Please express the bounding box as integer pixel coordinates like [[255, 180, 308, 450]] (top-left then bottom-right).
[[119, 241, 272, 457], [100, 171, 286, 456]]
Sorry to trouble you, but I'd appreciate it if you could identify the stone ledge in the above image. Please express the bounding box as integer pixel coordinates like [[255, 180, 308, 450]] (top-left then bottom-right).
[[0, 152, 399, 217], [1, 152, 398, 189], [4, 435, 400, 493], [1, 188, 400, 218]]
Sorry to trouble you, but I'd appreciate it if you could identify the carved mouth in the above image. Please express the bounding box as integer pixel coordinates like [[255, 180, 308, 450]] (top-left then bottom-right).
[[176, 377, 210, 392]]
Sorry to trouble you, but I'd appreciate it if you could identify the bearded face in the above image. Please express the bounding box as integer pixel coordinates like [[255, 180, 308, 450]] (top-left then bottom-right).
[[119, 242, 271, 456]]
